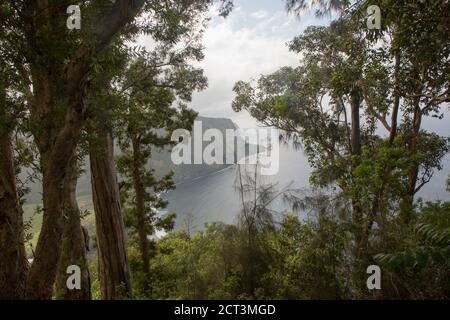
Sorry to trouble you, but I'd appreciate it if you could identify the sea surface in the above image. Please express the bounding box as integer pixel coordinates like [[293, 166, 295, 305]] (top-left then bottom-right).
[[163, 143, 450, 231]]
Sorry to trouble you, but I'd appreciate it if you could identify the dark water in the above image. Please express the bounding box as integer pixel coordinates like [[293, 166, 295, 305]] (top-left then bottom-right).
[[163, 144, 450, 230]]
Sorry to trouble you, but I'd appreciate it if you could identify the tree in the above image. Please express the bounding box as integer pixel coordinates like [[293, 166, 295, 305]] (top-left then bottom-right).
[[1, 0, 233, 299], [116, 49, 205, 294], [87, 0, 227, 297], [375, 201, 450, 299], [0, 63, 28, 299], [232, 0, 449, 296], [233, 20, 376, 261], [54, 154, 91, 300], [2, 0, 151, 299], [87, 44, 133, 300]]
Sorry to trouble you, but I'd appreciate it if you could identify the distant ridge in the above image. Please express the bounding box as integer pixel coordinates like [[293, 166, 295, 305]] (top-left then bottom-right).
[[22, 116, 247, 203]]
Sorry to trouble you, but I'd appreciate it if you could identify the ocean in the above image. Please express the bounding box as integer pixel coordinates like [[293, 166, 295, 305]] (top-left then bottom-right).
[[163, 143, 450, 231]]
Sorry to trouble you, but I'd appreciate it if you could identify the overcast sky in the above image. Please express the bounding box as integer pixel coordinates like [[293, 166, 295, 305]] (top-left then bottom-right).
[[188, 0, 449, 137], [189, 0, 332, 128], [132, 1, 449, 199], [136, 0, 448, 137]]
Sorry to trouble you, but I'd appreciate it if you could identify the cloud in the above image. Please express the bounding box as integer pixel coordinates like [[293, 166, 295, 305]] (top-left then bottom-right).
[[189, 7, 327, 128], [134, 2, 331, 128], [251, 10, 269, 19]]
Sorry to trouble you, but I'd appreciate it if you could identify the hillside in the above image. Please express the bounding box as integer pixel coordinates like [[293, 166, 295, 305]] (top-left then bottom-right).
[[23, 116, 247, 203]]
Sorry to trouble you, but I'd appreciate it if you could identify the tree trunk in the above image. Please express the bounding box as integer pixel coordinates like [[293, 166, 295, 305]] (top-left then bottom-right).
[[0, 129, 28, 299], [349, 89, 367, 285], [407, 102, 422, 194], [25, 164, 66, 298], [25, 104, 84, 299], [25, 67, 86, 299], [401, 100, 422, 223], [131, 137, 151, 293], [55, 159, 91, 300], [388, 51, 401, 145], [90, 127, 131, 299], [350, 90, 361, 157], [21, 0, 147, 299], [349, 89, 362, 230]]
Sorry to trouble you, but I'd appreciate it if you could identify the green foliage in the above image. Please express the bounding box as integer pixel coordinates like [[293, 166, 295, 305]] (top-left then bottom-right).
[[374, 202, 450, 298], [145, 200, 449, 300], [148, 212, 353, 300], [2, 0, 449, 301], [109, 2, 211, 296], [231, 0, 449, 300], [263, 213, 351, 299]]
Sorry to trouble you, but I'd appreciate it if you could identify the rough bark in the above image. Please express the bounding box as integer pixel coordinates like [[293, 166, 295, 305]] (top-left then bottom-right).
[[54, 160, 91, 300], [25, 103, 84, 299], [350, 90, 361, 157], [388, 51, 401, 145], [349, 89, 366, 270], [90, 128, 131, 299], [402, 100, 422, 223], [131, 137, 151, 292], [349, 89, 362, 220], [23, 0, 146, 299], [0, 130, 28, 299], [406, 104, 422, 195]]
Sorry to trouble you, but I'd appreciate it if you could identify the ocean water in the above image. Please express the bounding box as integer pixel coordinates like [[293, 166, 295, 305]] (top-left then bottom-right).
[[163, 143, 450, 231]]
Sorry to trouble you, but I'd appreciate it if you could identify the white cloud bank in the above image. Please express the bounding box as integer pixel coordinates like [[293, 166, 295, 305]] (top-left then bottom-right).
[[251, 10, 269, 19], [190, 6, 325, 128]]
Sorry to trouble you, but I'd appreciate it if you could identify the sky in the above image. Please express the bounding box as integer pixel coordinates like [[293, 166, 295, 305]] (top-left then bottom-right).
[[190, 0, 450, 200], [137, 0, 449, 136], [189, 0, 332, 128]]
